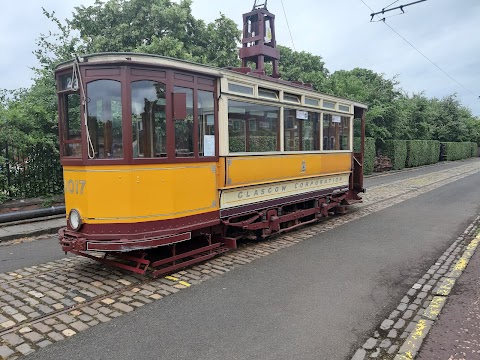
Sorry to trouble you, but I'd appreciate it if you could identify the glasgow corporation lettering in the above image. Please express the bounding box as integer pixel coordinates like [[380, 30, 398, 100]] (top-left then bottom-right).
[[221, 174, 350, 209]]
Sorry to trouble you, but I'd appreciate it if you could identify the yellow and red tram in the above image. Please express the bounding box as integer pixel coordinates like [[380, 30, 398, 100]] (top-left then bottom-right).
[[55, 52, 367, 276]]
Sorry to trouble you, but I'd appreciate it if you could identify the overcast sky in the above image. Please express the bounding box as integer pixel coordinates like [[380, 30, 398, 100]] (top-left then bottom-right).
[[1, 0, 479, 115]]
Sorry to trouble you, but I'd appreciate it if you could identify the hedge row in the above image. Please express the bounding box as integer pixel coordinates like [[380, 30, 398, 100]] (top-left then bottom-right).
[[353, 137, 376, 175], [406, 140, 440, 168], [442, 142, 478, 161], [384, 140, 407, 170]]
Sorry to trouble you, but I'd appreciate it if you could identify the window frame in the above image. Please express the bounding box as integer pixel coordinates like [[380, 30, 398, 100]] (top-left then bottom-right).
[[58, 65, 219, 166], [226, 98, 281, 154], [321, 112, 353, 153]]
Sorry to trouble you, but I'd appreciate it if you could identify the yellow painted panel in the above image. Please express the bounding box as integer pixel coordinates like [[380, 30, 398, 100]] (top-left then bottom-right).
[[225, 153, 351, 187], [63, 163, 218, 224]]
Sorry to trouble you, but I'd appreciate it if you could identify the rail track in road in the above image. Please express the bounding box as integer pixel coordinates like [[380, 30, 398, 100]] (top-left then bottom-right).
[[0, 161, 479, 359]]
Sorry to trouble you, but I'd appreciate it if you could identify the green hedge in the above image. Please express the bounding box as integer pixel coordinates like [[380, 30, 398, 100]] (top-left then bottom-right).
[[384, 140, 407, 170], [471, 142, 478, 157], [354, 137, 376, 175], [406, 140, 440, 168], [442, 142, 477, 161]]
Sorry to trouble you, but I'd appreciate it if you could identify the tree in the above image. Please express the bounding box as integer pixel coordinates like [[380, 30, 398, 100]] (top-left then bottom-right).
[[70, 0, 240, 67], [277, 45, 329, 90]]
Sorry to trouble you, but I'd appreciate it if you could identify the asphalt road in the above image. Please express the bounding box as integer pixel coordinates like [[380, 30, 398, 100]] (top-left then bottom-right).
[[364, 158, 478, 188], [0, 236, 70, 273], [22, 165, 480, 359]]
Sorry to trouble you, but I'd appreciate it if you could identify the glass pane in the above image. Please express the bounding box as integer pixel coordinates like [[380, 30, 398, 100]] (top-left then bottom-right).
[[131, 81, 167, 158], [340, 116, 351, 150], [284, 109, 320, 151], [59, 73, 78, 91], [258, 88, 278, 100], [63, 93, 82, 157], [305, 97, 319, 106], [323, 114, 349, 150], [198, 90, 215, 157], [339, 104, 350, 112], [228, 83, 254, 95], [174, 86, 194, 157], [228, 100, 279, 153], [86, 80, 123, 159], [284, 93, 300, 103], [323, 100, 335, 109]]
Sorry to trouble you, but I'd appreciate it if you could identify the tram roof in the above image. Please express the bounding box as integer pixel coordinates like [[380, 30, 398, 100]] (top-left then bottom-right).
[[56, 52, 368, 109]]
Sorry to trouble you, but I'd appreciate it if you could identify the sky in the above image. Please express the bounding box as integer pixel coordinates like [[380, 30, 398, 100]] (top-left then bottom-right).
[[1, 0, 479, 115]]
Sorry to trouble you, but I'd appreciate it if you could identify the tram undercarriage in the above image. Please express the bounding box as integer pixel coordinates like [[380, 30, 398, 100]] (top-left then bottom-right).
[[60, 189, 361, 277]]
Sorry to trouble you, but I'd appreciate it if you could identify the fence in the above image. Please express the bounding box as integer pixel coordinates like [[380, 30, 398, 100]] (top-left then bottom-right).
[[0, 142, 63, 202]]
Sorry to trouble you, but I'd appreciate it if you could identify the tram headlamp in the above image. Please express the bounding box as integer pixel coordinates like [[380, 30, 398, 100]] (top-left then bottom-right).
[[68, 209, 83, 231]]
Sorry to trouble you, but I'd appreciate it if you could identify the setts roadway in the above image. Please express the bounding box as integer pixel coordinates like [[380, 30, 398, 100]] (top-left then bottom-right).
[[1, 159, 479, 359]]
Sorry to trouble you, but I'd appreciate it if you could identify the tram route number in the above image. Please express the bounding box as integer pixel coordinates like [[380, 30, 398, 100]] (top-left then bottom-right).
[[64, 179, 86, 195]]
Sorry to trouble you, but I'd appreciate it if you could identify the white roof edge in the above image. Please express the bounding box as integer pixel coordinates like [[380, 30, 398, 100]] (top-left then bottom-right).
[[56, 52, 368, 109]]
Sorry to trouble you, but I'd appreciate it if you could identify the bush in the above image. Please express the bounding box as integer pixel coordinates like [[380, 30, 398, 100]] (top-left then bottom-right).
[[442, 142, 477, 161], [384, 140, 407, 170], [364, 137, 376, 175], [406, 140, 440, 167], [354, 137, 376, 175], [471, 142, 478, 157]]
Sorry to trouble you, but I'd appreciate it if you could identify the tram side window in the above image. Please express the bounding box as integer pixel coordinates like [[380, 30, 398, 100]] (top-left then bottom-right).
[[284, 109, 320, 151], [174, 86, 194, 157], [228, 100, 280, 153], [322, 114, 351, 151], [61, 93, 82, 157], [86, 80, 123, 159], [131, 81, 167, 158], [198, 90, 215, 157]]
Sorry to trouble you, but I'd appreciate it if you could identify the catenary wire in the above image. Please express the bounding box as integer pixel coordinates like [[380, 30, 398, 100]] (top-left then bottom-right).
[[280, 0, 296, 51], [359, 0, 479, 99], [383, 0, 400, 10]]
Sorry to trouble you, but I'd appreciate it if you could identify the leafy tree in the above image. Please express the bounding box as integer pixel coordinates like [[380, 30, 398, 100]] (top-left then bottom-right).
[[276, 45, 329, 90], [70, 0, 240, 67]]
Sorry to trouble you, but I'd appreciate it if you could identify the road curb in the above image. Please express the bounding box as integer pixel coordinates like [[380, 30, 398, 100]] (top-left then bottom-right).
[[350, 214, 480, 359], [0, 227, 63, 244], [393, 233, 480, 359]]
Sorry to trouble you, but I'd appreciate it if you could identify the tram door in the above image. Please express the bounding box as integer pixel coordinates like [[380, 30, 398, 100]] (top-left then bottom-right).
[[352, 106, 366, 192]]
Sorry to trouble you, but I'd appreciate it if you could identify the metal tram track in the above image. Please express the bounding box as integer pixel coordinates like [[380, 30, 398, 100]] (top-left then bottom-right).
[[0, 270, 157, 338], [0, 163, 479, 343]]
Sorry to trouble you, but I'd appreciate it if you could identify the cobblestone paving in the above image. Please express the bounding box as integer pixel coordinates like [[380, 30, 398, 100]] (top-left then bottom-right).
[[0, 161, 479, 359]]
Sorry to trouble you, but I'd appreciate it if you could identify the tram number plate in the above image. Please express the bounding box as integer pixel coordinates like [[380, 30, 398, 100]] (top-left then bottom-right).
[[64, 179, 86, 195]]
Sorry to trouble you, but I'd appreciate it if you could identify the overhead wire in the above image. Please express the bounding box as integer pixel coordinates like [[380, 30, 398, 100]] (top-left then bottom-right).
[[359, 0, 479, 100], [371, 11, 409, 22], [280, 0, 296, 51], [383, 0, 400, 10]]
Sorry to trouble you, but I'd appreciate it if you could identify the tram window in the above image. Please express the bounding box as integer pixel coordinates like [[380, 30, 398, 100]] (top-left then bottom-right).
[[198, 90, 215, 157], [305, 97, 319, 107], [228, 83, 254, 96], [61, 92, 82, 157], [284, 109, 320, 151], [258, 88, 279, 100], [228, 100, 279, 153], [173, 86, 194, 157], [131, 81, 167, 158], [284, 93, 300, 103], [322, 114, 351, 151], [86, 80, 123, 159]]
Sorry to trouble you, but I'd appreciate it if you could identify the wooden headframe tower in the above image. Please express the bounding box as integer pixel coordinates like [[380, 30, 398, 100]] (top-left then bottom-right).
[[239, 0, 280, 78]]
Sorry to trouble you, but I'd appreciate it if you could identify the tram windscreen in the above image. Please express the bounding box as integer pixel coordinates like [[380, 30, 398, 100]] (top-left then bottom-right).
[[86, 80, 123, 159], [131, 81, 167, 158]]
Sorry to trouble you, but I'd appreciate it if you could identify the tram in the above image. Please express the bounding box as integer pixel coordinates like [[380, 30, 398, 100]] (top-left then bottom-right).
[[55, 4, 367, 276]]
